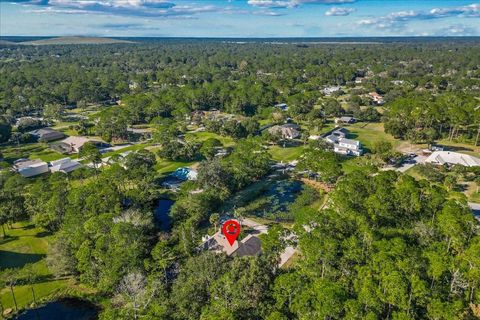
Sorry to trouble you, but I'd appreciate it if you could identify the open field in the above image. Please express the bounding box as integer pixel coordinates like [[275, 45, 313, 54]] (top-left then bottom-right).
[[0, 143, 65, 163], [185, 131, 235, 147], [269, 145, 305, 161], [347, 122, 401, 152], [0, 222, 91, 313]]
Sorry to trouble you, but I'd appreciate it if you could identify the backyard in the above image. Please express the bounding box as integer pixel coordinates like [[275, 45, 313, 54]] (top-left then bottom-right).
[[0, 222, 92, 314]]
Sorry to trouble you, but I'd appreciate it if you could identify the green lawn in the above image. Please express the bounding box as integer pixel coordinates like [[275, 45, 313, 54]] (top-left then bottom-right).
[[0, 222, 88, 313], [184, 131, 235, 147], [347, 122, 400, 152], [99, 143, 150, 159], [269, 145, 305, 162], [0, 143, 65, 163], [155, 159, 198, 174]]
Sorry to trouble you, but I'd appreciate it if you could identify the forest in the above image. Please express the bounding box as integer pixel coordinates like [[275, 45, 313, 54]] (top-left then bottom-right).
[[0, 39, 480, 319]]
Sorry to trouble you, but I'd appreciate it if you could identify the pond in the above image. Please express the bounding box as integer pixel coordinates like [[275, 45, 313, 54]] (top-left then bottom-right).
[[154, 199, 175, 232], [223, 177, 303, 221], [16, 298, 99, 320], [264, 179, 303, 213]]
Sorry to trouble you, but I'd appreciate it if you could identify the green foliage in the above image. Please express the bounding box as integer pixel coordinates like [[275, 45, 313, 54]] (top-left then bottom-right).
[[279, 171, 480, 319], [0, 120, 12, 143], [298, 148, 343, 184]]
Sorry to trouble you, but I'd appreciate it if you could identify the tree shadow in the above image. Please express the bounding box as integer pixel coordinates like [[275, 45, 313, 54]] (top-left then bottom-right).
[[35, 231, 52, 238], [0, 236, 20, 246], [0, 250, 46, 270], [347, 132, 359, 139], [443, 145, 474, 152]]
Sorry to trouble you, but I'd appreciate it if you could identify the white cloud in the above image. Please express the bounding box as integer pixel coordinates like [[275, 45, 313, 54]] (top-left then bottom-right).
[[9, 0, 228, 17], [436, 24, 477, 36], [325, 6, 355, 16], [247, 0, 355, 9], [358, 3, 480, 31]]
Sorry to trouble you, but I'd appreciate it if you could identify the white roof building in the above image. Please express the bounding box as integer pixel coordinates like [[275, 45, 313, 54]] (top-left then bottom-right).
[[334, 139, 363, 156], [322, 86, 341, 96], [50, 158, 83, 173], [425, 151, 480, 167], [13, 159, 49, 177]]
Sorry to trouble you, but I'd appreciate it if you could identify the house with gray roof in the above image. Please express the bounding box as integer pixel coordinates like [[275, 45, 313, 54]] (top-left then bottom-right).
[[199, 229, 262, 257], [13, 159, 49, 177], [268, 124, 301, 140], [324, 128, 363, 156], [50, 158, 83, 174], [30, 127, 65, 142]]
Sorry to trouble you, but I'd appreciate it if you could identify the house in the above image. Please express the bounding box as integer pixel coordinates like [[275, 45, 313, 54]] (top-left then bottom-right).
[[324, 128, 363, 156], [50, 158, 83, 173], [268, 124, 301, 140], [324, 127, 349, 144], [13, 159, 49, 177], [369, 92, 385, 105], [190, 110, 206, 124], [355, 77, 364, 84], [334, 138, 363, 156], [274, 103, 289, 111], [29, 127, 65, 142], [58, 136, 107, 153], [335, 116, 356, 124], [322, 86, 341, 96], [391, 80, 405, 85], [199, 230, 262, 257], [425, 151, 480, 167]]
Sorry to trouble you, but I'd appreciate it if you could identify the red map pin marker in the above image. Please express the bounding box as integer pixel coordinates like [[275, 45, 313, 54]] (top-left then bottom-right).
[[222, 219, 240, 246]]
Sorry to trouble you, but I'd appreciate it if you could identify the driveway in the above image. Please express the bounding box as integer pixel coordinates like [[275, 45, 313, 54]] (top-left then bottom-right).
[[383, 154, 427, 173]]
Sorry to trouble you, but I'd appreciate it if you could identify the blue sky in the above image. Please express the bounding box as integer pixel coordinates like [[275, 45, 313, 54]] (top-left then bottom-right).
[[0, 0, 479, 37]]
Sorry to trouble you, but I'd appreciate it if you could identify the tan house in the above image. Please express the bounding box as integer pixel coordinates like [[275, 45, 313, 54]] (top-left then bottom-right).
[[199, 231, 262, 257]]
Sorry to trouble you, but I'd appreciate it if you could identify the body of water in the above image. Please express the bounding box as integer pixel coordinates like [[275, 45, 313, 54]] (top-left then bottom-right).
[[16, 298, 98, 320], [154, 199, 174, 231]]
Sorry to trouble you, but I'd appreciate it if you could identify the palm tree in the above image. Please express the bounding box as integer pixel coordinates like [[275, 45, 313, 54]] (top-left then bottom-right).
[[209, 213, 220, 231], [3, 268, 18, 313], [23, 264, 38, 306]]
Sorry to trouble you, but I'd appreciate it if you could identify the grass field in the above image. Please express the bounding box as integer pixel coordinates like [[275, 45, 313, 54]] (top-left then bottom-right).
[[0, 143, 65, 163], [269, 145, 305, 162], [347, 122, 401, 152], [185, 131, 235, 147], [155, 159, 198, 174], [0, 222, 90, 313]]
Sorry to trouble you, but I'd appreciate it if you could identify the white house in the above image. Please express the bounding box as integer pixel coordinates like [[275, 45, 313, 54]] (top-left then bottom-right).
[[274, 103, 289, 111], [335, 116, 356, 124], [334, 139, 363, 156], [13, 159, 49, 177], [322, 86, 341, 96], [324, 128, 363, 156], [425, 151, 480, 167], [50, 158, 83, 173]]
